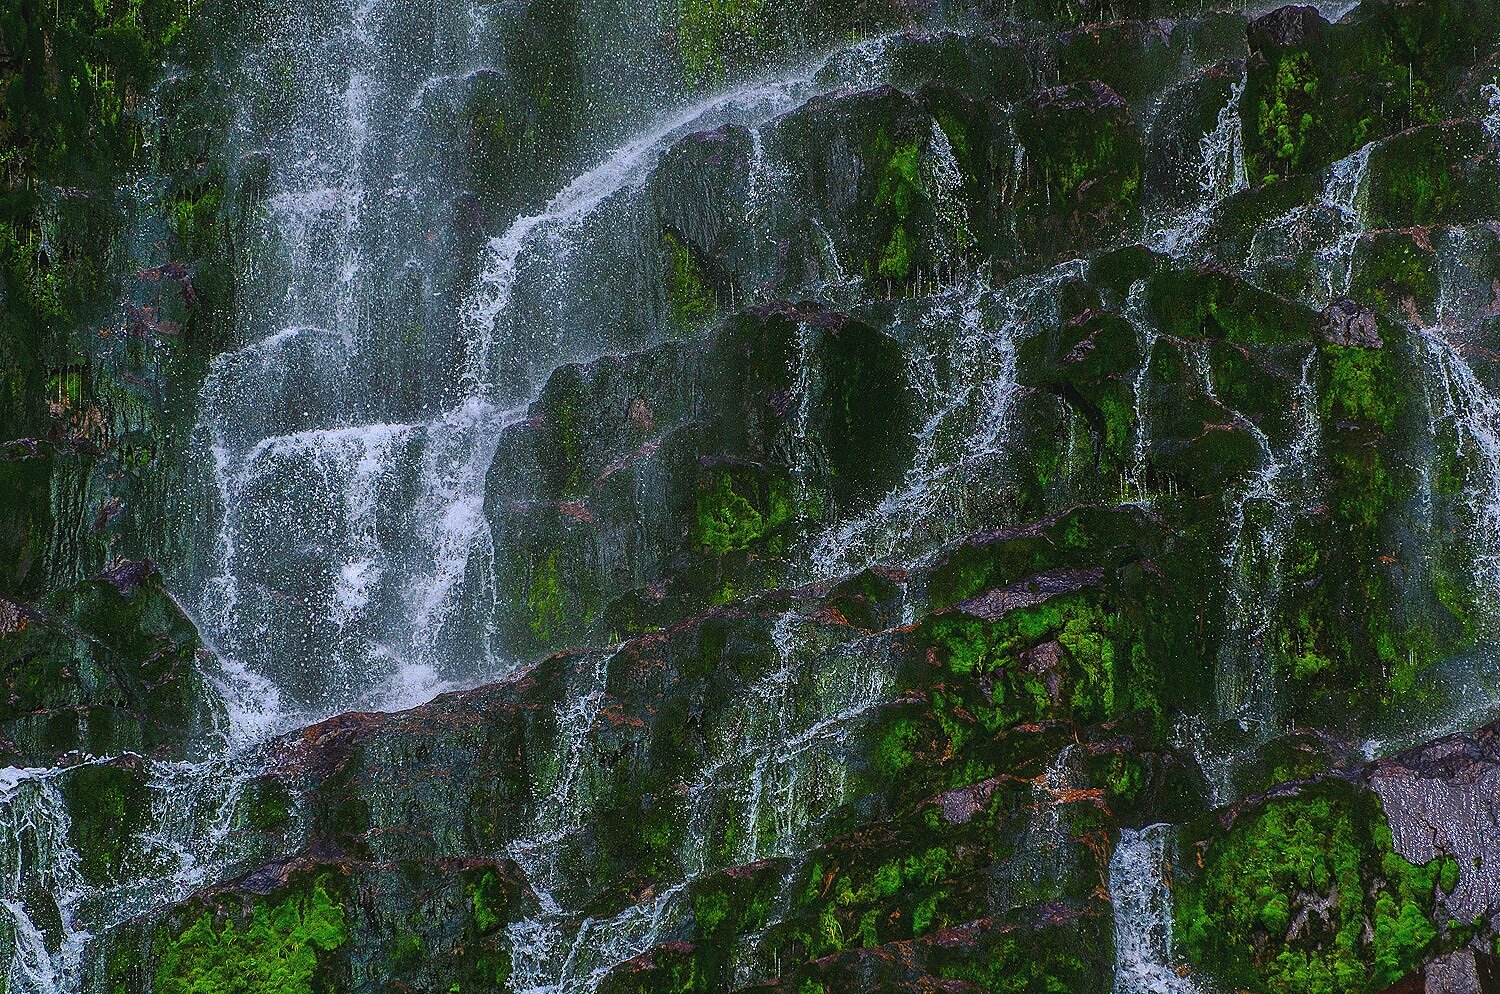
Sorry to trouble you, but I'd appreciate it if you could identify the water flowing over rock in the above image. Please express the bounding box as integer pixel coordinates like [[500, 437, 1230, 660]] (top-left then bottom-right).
[[9, 0, 1500, 991]]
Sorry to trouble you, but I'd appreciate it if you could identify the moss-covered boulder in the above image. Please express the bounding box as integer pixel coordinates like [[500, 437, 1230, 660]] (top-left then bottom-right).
[[1176, 779, 1461, 994]]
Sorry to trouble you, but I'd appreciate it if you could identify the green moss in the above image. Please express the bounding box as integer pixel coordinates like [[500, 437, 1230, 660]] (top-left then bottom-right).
[[1177, 785, 1456, 994], [154, 876, 347, 994], [468, 870, 506, 935], [1322, 345, 1398, 433], [697, 473, 762, 555], [694, 471, 793, 556], [692, 889, 730, 935], [870, 135, 923, 282], [874, 717, 919, 776], [527, 550, 565, 643], [171, 183, 222, 258], [62, 763, 149, 882], [918, 905, 1113, 994], [662, 229, 716, 329], [388, 933, 424, 971], [877, 224, 913, 280], [788, 845, 954, 958], [238, 777, 293, 833], [1356, 235, 1436, 318], [1256, 53, 1319, 185], [926, 593, 1143, 727], [678, 0, 766, 87]]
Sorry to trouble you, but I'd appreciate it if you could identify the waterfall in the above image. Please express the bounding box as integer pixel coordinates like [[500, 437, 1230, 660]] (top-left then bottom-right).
[[1314, 143, 1372, 305], [1421, 339, 1500, 610], [461, 34, 900, 398], [0, 7, 923, 988], [0, 770, 87, 994], [1199, 74, 1248, 203], [809, 258, 1088, 578], [1110, 825, 1200, 994]]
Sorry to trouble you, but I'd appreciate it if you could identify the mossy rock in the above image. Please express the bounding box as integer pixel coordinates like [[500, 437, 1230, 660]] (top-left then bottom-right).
[[1012, 81, 1142, 259], [61, 758, 153, 885], [1054, 20, 1176, 104], [812, 314, 917, 506], [1364, 121, 1500, 230], [1241, 0, 1497, 184], [0, 440, 54, 596], [150, 868, 351, 994], [1176, 779, 1461, 994], [1147, 265, 1319, 346], [1349, 228, 1440, 323]]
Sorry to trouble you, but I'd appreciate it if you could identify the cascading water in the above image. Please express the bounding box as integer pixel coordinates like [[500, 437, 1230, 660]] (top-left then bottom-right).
[[808, 258, 1088, 579], [1110, 825, 1199, 994], [504, 608, 896, 992], [1213, 354, 1319, 741], [1, 769, 87, 993], [0, 8, 929, 991], [1146, 67, 1248, 258], [1314, 144, 1373, 305], [19, 0, 1500, 990]]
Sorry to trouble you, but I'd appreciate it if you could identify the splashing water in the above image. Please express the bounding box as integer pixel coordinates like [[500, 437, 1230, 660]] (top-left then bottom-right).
[[1110, 825, 1200, 994], [1243, 141, 1371, 309], [462, 34, 904, 398], [1421, 336, 1500, 610], [3, 11, 924, 991], [1315, 143, 1373, 304], [0, 770, 87, 994], [1148, 68, 1248, 258]]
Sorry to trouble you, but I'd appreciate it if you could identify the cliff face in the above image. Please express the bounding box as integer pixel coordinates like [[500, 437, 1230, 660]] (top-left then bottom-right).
[[7, 0, 1500, 992]]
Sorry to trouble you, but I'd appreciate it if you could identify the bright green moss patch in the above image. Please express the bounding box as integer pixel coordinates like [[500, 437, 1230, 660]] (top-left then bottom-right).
[[154, 876, 347, 994], [926, 591, 1149, 726], [1321, 345, 1399, 433], [877, 224, 914, 280], [662, 229, 716, 329], [694, 470, 793, 556], [876, 138, 922, 218], [1255, 52, 1319, 185], [787, 845, 954, 958], [468, 870, 506, 935], [527, 550, 565, 642], [1177, 784, 1457, 994]]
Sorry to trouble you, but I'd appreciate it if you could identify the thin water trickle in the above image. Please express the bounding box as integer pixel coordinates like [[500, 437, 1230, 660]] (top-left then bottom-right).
[[1214, 351, 1319, 733], [809, 259, 1088, 578], [1123, 278, 1158, 501], [503, 610, 893, 992]]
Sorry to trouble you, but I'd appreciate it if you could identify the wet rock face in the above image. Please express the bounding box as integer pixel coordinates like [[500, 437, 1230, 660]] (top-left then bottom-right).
[[1369, 728, 1500, 924], [17, 0, 1500, 988], [0, 564, 218, 766], [1320, 299, 1383, 348]]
